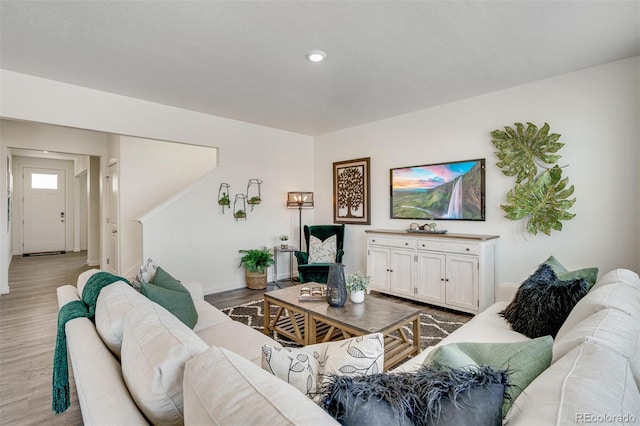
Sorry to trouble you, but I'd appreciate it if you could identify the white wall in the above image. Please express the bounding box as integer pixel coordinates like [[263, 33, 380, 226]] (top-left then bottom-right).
[[117, 136, 218, 278], [314, 57, 640, 283], [141, 133, 313, 293], [0, 70, 314, 293]]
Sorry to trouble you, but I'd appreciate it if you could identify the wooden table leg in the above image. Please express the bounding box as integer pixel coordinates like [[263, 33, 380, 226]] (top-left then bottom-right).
[[263, 298, 271, 336], [412, 313, 421, 355]]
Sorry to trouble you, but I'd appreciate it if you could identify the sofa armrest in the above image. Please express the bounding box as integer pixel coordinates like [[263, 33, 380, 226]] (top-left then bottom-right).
[[496, 281, 520, 303], [57, 285, 81, 308], [182, 281, 204, 301]]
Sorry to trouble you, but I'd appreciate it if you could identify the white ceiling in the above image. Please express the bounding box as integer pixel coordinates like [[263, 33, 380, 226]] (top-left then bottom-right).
[[1, 1, 638, 136]]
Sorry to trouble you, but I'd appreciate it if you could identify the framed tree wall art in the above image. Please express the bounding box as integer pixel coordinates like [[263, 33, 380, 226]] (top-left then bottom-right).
[[333, 157, 370, 224]]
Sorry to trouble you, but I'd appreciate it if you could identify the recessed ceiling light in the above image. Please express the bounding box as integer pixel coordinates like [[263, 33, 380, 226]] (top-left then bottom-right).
[[306, 50, 326, 62], [42, 151, 49, 154]]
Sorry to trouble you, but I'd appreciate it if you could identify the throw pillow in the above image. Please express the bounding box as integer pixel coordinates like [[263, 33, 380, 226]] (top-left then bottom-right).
[[141, 267, 198, 329], [423, 336, 553, 417], [500, 263, 588, 338], [121, 303, 208, 425], [95, 280, 152, 358], [184, 346, 338, 425], [261, 333, 384, 399], [319, 365, 508, 426], [309, 235, 337, 263], [135, 258, 158, 285], [543, 255, 599, 290]]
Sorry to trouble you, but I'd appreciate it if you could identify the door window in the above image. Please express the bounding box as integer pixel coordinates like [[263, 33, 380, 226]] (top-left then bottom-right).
[[31, 173, 58, 189]]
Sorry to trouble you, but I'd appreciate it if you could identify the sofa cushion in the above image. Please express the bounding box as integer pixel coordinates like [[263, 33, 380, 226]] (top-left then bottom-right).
[[423, 336, 552, 417], [261, 333, 384, 399], [553, 308, 638, 362], [135, 257, 158, 285], [500, 263, 587, 338], [141, 267, 198, 329], [196, 320, 281, 365], [95, 280, 151, 358], [183, 346, 339, 425], [121, 303, 208, 425], [557, 282, 640, 334], [591, 268, 640, 291], [319, 365, 508, 426], [505, 340, 640, 425], [543, 255, 599, 290], [393, 302, 529, 373]]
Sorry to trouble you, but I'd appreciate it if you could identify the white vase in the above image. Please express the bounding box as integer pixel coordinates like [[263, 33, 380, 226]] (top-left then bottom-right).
[[350, 290, 365, 304]]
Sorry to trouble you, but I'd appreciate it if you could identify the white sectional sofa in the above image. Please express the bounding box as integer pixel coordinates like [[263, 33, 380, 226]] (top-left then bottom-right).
[[57, 268, 640, 425]]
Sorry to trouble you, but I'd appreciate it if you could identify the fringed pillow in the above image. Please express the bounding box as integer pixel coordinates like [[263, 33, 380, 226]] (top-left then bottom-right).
[[500, 263, 588, 338], [319, 365, 509, 426]]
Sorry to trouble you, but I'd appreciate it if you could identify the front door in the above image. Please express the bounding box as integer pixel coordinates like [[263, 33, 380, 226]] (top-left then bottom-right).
[[22, 167, 66, 253]]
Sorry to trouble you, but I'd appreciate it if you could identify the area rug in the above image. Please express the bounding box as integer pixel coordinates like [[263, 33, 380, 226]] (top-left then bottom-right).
[[221, 299, 470, 351]]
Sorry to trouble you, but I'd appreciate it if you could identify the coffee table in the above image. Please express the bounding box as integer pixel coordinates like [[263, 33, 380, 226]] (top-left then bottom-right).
[[263, 284, 421, 370]]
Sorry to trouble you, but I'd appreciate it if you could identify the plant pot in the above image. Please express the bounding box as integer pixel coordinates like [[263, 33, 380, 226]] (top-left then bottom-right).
[[245, 270, 267, 290], [280, 243, 288, 249], [350, 290, 365, 304]]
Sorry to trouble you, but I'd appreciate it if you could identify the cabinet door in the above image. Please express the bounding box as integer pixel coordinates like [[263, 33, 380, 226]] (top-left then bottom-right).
[[389, 249, 414, 298], [367, 246, 391, 292], [445, 255, 479, 312], [415, 251, 446, 305]]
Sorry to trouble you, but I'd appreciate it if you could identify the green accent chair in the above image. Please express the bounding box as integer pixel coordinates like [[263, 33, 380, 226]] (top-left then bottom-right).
[[294, 225, 345, 284]]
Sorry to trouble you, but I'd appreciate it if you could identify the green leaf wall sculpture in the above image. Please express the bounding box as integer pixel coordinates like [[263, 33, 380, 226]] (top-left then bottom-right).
[[491, 122, 576, 236]]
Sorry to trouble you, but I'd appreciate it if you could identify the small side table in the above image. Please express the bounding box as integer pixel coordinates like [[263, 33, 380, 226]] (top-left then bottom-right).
[[273, 246, 298, 286]]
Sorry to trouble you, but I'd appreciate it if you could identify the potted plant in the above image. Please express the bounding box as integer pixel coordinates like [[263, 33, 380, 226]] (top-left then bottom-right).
[[218, 192, 230, 206], [279, 234, 289, 249], [346, 271, 371, 303], [247, 196, 261, 205], [238, 246, 275, 289], [234, 209, 246, 219]]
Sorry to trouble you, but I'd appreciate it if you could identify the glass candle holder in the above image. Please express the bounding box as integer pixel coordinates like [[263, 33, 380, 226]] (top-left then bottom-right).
[[326, 263, 347, 307]]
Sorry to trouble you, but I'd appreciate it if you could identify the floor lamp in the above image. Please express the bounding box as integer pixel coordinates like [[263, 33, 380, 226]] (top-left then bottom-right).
[[287, 192, 314, 250]]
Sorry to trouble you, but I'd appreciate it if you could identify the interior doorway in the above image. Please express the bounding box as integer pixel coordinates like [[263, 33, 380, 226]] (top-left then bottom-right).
[[22, 167, 66, 254]]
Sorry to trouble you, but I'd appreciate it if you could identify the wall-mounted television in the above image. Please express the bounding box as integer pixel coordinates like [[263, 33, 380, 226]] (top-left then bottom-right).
[[390, 158, 485, 221]]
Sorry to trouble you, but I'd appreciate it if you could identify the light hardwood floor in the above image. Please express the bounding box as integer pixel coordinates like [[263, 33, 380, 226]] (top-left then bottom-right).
[[1, 251, 89, 426]]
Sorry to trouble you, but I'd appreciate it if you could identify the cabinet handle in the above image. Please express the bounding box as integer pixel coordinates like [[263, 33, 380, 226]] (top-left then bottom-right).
[[465, 248, 470, 251], [389, 269, 394, 272], [440, 278, 444, 281], [405, 242, 408, 245], [445, 278, 450, 282]]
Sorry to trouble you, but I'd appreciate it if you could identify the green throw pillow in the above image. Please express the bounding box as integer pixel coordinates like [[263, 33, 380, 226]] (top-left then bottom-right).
[[141, 267, 198, 329], [543, 255, 599, 290], [423, 336, 553, 417]]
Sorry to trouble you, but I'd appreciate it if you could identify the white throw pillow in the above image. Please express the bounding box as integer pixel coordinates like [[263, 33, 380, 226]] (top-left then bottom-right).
[[121, 303, 208, 425], [261, 333, 384, 399], [135, 258, 158, 284], [184, 346, 338, 425], [308, 235, 337, 263], [95, 280, 152, 358]]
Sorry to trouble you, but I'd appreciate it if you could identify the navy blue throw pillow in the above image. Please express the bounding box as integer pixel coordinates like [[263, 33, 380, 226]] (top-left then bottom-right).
[[500, 263, 588, 338], [319, 365, 508, 426]]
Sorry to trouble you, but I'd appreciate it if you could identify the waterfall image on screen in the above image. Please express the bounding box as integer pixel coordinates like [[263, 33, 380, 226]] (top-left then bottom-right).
[[390, 158, 485, 221]]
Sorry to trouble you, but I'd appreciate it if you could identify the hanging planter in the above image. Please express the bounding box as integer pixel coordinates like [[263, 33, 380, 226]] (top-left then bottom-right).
[[233, 194, 247, 221], [217, 183, 231, 214], [246, 179, 263, 211]]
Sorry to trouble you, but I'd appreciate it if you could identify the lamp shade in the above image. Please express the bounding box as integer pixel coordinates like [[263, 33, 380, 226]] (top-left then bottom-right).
[[287, 192, 314, 208]]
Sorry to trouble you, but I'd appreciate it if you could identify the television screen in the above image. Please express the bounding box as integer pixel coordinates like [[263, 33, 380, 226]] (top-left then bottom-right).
[[390, 158, 485, 220]]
